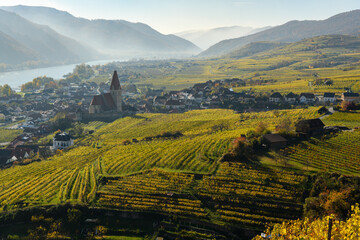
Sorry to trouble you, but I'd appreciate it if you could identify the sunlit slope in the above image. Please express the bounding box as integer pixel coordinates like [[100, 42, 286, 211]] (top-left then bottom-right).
[[0, 108, 320, 211], [111, 35, 360, 93]]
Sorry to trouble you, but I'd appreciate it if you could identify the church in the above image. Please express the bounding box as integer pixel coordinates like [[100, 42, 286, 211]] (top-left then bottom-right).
[[89, 71, 122, 114]]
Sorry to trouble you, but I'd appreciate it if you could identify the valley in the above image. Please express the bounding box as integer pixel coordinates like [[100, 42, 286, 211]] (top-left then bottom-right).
[[0, 4, 359, 239]]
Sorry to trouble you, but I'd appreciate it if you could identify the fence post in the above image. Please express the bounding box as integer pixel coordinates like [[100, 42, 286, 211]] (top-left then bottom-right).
[[328, 217, 333, 240]]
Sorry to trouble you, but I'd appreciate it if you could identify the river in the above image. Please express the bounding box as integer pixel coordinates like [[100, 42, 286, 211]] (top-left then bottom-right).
[[0, 59, 124, 91]]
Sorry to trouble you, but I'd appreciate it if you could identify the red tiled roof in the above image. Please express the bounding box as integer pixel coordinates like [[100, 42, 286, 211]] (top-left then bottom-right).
[[110, 71, 121, 90]]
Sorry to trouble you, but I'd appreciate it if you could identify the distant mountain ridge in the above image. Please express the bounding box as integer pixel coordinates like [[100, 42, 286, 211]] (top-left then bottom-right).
[[175, 26, 271, 50], [200, 9, 360, 58], [0, 9, 99, 70], [1, 5, 201, 58]]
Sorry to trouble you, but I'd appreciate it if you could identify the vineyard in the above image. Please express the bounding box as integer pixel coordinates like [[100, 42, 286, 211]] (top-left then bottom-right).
[[96, 161, 307, 227], [1, 107, 359, 236], [0, 128, 22, 143], [107, 35, 360, 95], [272, 130, 360, 175], [195, 162, 307, 227], [322, 112, 360, 128]]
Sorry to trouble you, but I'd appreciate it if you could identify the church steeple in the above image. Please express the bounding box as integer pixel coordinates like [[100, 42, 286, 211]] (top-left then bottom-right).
[[110, 70, 121, 90], [110, 70, 122, 112]]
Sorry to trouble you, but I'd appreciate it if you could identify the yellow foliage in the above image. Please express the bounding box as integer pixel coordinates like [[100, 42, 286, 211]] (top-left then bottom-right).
[[253, 204, 360, 240]]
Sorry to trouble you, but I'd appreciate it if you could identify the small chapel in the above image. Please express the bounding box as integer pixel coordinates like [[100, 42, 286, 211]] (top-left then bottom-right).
[[89, 71, 122, 114]]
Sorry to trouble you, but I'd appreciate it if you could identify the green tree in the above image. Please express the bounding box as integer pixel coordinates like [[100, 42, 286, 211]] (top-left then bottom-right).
[[0, 84, 15, 97]]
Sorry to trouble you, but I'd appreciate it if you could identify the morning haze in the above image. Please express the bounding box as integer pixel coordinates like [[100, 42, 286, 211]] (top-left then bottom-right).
[[0, 0, 359, 239]]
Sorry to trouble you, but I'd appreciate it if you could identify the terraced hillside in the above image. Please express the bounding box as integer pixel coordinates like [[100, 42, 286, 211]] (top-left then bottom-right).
[[0, 109, 321, 229], [98, 162, 307, 229], [267, 111, 360, 175]]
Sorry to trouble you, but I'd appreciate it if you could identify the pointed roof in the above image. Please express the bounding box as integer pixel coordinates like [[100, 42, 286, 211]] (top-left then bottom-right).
[[270, 92, 283, 98], [90, 95, 105, 106], [110, 70, 121, 90], [285, 92, 298, 98]]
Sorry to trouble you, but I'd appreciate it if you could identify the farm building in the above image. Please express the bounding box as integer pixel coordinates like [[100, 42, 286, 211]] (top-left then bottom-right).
[[263, 134, 288, 149], [295, 119, 325, 136]]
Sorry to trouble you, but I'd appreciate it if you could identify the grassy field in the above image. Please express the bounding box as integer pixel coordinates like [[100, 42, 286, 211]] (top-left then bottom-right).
[[322, 112, 360, 128], [0, 128, 22, 143]]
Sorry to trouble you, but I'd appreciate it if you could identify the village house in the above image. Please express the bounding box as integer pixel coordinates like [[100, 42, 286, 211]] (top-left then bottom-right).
[[269, 92, 283, 103], [165, 100, 185, 110], [53, 132, 74, 150], [243, 94, 255, 102], [0, 149, 12, 166], [299, 93, 315, 104], [153, 96, 167, 107], [323, 93, 336, 103], [341, 92, 360, 103], [284, 92, 298, 103]]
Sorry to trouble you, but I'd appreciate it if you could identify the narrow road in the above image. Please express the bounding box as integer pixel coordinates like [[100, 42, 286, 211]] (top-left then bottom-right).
[[319, 106, 336, 120]]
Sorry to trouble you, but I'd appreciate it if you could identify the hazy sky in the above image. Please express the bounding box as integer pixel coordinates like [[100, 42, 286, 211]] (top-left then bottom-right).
[[1, 0, 360, 34]]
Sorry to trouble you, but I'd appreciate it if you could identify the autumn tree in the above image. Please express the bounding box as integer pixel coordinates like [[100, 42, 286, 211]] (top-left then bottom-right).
[[0, 84, 15, 97], [341, 101, 357, 111], [275, 118, 293, 134]]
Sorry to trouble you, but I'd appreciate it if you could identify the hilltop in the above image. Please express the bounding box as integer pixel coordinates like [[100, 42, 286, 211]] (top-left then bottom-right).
[[175, 26, 271, 50], [0, 9, 99, 71], [97, 34, 360, 95], [1, 5, 201, 58], [200, 9, 360, 58]]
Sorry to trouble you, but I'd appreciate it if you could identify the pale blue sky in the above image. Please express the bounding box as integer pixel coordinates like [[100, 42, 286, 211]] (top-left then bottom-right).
[[1, 0, 360, 34]]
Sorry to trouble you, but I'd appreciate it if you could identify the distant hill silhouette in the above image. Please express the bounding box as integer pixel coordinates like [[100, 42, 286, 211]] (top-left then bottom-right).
[[199, 10, 360, 58], [1, 5, 201, 58], [175, 26, 271, 50], [0, 9, 99, 68]]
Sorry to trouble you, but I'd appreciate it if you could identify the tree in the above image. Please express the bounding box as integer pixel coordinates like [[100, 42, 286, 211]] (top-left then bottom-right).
[[255, 121, 270, 135], [341, 101, 356, 111], [51, 113, 73, 131], [227, 137, 253, 161], [72, 64, 94, 79], [275, 118, 293, 133], [0, 84, 15, 96], [67, 208, 82, 224]]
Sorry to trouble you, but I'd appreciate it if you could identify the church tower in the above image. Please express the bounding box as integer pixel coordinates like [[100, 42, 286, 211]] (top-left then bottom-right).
[[110, 70, 122, 112]]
